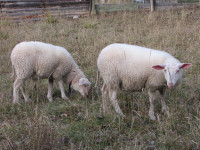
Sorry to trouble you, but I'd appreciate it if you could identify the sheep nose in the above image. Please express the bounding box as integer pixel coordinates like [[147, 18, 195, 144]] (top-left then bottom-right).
[[168, 83, 173, 89]]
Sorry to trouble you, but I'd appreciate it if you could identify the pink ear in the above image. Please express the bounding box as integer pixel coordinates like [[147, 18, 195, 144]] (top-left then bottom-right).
[[152, 65, 165, 70], [79, 78, 85, 86], [179, 63, 192, 69]]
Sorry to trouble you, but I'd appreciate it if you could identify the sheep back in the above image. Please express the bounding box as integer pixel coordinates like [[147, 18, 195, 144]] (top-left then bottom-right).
[[97, 43, 179, 91], [11, 41, 75, 80]]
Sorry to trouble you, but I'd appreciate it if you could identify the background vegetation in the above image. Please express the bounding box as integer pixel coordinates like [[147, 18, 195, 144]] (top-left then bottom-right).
[[0, 9, 200, 149]]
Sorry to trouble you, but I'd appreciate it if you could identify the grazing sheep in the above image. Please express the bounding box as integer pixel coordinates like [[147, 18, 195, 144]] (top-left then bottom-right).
[[11, 41, 91, 104], [97, 43, 192, 120]]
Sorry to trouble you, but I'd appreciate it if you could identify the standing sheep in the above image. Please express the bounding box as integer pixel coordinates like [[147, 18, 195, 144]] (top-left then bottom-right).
[[97, 43, 191, 120], [11, 41, 91, 104]]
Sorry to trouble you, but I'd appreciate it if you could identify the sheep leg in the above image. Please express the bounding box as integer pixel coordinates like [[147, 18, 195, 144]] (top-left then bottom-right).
[[47, 78, 54, 102], [101, 83, 108, 114], [161, 99, 170, 117], [13, 79, 24, 104], [58, 80, 70, 101], [159, 89, 170, 117], [20, 86, 31, 102], [109, 89, 125, 117], [148, 90, 156, 120]]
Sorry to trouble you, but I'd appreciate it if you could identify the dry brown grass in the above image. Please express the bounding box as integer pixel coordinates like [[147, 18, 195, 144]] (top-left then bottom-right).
[[0, 9, 200, 149]]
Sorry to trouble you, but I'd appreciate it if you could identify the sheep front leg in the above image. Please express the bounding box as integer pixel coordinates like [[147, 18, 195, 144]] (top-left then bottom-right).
[[47, 78, 54, 102], [159, 89, 170, 117], [161, 99, 170, 117], [109, 89, 125, 117], [148, 90, 156, 120], [58, 80, 69, 101], [13, 79, 24, 104], [101, 83, 108, 114]]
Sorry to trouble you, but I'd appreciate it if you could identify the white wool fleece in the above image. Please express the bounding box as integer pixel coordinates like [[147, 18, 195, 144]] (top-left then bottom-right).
[[11, 41, 91, 103], [97, 43, 191, 120]]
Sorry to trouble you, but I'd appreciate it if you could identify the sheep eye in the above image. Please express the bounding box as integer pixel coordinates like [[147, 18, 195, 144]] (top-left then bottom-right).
[[164, 69, 167, 72]]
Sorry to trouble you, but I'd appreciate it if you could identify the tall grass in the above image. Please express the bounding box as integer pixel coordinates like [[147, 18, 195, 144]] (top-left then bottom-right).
[[0, 9, 200, 149]]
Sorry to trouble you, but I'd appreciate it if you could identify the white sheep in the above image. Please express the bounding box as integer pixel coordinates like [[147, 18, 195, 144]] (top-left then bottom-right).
[[10, 41, 91, 104], [97, 43, 192, 120]]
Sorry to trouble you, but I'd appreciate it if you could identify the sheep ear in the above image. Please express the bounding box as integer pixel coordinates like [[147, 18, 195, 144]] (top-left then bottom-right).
[[152, 64, 165, 70], [179, 63, 192, 69], [79, 78, 88, 86], [79, 78, 84, 85]]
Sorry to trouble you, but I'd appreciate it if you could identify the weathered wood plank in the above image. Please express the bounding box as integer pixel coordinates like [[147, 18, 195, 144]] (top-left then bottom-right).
[[47, 6, 90, 11], [0, 0, 90, 2], [1, 11, 43, 17], [1, 8, 43, 13], [138, 2, 200, 9], [0, 0, 42, 2], [1, 6, 89, 16], [95, 4, 138, 14], [2, 4, 90, 13], [1, 1, 90, 8], [1, 2, 44, 8]]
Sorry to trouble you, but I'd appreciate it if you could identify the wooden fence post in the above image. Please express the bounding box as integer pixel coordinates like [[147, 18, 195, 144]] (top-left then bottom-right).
[[150, 0, 155, 11], [91, 0, 96, 15]]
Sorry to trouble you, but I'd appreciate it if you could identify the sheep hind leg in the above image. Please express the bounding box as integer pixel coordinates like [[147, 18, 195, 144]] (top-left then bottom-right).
[[47, 78, 54, 102], [20, 85, 31, 102], [13, 78, 25, 104], [101, 83, 109, 115], [108, 89, 125, 117]]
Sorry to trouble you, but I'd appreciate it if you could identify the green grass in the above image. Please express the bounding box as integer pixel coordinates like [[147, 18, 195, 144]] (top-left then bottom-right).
[[0, 9, 200, 149]]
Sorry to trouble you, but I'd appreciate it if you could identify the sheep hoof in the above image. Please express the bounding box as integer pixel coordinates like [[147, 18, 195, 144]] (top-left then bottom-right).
[[25, 97, 31, 102], [97, 115, 104, 120], [162, 109, 170, 118], [120, 113, 126, 118], [13, 100, 19, 104], [150, 116, 156, 121], [62, 96, 71, 104], [62, 96, 69, 100], [149, 113, 156, 120], [47, 95, 53, 102], [48, 98, 53, 102]]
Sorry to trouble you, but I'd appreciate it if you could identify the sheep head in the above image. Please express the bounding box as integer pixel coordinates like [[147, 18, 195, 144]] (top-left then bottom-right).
[[72, 77, 91, 97], [152, 63, 192, 89]]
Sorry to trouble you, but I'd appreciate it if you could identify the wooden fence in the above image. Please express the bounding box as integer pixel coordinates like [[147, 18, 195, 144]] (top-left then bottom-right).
[[0, 0, 91, 21], [93, 0, 200, 14], [0, 0, 199, 21]]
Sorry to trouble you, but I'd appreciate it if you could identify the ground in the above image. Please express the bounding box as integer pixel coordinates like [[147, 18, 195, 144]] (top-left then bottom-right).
[[0, 9, 200, 149]]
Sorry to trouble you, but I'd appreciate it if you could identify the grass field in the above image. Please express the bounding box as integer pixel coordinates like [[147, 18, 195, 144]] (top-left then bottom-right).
[[0, 9, 200, 149]]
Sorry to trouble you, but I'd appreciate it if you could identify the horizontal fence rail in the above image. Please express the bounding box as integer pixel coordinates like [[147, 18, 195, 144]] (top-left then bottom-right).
[[139, 2, 200, 10], [0, 0, 91, 21], [95, 3, 138, 14]]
